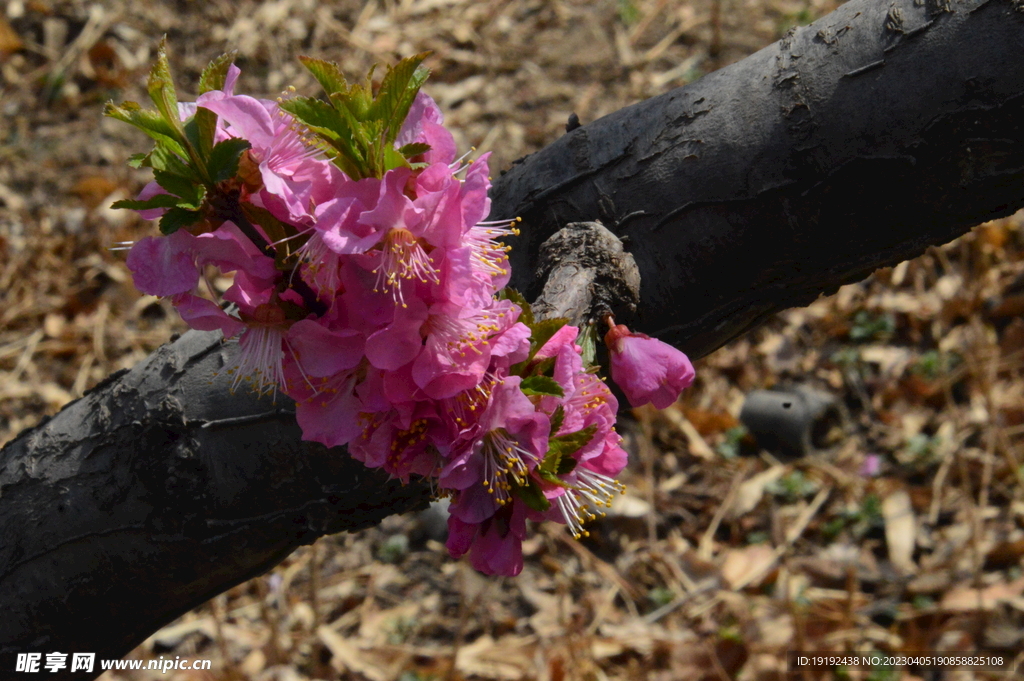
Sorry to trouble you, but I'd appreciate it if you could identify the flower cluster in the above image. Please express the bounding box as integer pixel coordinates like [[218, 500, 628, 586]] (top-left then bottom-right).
[[111, 49, 693, 576]]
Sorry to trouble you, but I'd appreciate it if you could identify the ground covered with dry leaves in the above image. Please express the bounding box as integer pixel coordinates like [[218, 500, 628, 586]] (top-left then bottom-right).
[[3, 0, 1024, 680]]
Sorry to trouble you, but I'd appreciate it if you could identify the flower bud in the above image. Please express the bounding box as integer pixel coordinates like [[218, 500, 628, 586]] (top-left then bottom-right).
[[605, 323, 695, 409]]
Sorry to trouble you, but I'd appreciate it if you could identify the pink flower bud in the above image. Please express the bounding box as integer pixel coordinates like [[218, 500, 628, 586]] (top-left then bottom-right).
[[605, 323, 695, 409]]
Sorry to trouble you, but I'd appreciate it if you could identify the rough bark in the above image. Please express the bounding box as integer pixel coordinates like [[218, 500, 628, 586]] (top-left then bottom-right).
[[0, 332, 428, 671], [495, 0, 1024, 359], [2, 0, 1023, 673]]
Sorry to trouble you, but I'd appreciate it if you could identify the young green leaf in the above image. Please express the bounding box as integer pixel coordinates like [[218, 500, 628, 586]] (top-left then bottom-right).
[[515, 477, 551, 513], [146, 145, 201, 183], [198, 51, 237, 94], [547, 425, 597, 462], [520, 375, 564, 397], [500, 288, 534, 326], [153, 170, 204, 207], [556, 456, 578, 475], [208, 138, 252, 183], [298, 56, 350, 97], [159, 206, 203, 235], [578, 323, 598, 367], [549, 405, 565, 436], [397, 142, 431, 158], [147, 39, 182, 135], [104, 102, 187, 156], [111, 193, 182, 212], [371, 53, 430, 145]]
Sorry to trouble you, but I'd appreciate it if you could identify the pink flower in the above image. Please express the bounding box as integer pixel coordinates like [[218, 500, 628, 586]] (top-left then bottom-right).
[[396, 92, 457, 165], [126, 230, 200, 296], [605, 322, 695, 409], [446, 499, 527, 577], [196, 93, 328, 224]]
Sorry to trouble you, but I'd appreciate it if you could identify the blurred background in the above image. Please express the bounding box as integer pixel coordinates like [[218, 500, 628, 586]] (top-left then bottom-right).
[[2, 0, 1024, 679]]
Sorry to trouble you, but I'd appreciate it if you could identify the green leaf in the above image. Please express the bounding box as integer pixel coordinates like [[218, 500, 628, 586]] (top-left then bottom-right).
[[104, 101, 187, 155], [528, 317, 569, 360], [520, 375, 564, 397], [147, 39, 182, 135], [370, 53, 430, 146], [537, 425, 597, 487], [579, 323, 598, 367], [126, 153, 148, 169], [500, 288, 534, 326], [146, 145, 201, 182], [159, 206, 203, 235], [199, 51, 237, 94], [548, 425, 598, 461], [549, 405, 565, 436], [515, 478, 550, 513], [111, 193, 182, 211], [397, 142, 431, 158], [208, 138, 251, 183], [153, 170, 204, 207], [298, 56, 349, 97], [279, 96, 367, 179], [240, 203, 300, 266], [556, 456, 578, 475]]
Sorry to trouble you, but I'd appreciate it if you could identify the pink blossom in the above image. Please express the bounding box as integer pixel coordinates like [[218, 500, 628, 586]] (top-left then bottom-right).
[[396, 92, 457, 165], [605, 322, 695, 409], [126, 230, 199, 296]]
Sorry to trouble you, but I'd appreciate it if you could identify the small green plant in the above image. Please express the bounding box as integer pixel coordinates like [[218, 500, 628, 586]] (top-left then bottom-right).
[[910, 350, 961, 380], [766, 470, 818, 503], [647, 586, 676, 609], [849, 310, 896, 342], [376, 534, 410, 564], [618, 0, 641, 26], [746, 530, 770, 545], [898, 432, 942, 468], [717, 425, 748, 459], [823, 493, 885, 540]]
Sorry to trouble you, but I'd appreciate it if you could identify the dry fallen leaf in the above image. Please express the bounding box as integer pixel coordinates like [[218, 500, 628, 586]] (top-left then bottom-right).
[[720, 544, 777, 590], [941, 577, 1024, 612], [882, 489, 917, 574]]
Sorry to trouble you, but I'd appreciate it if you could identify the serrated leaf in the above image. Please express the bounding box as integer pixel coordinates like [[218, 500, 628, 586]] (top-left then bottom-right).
[[556, 456, 578, 475], [279, 96, 368, 179], [111, 193, 182, 211], [520, 375, 564, 397], [199, 51, 237, 94], [549, 405, 565, 436], [159, 206, 203, 235], [146, 145, 200, 182], [208, 138, 251, 183], [371, 53, 430, 146], [537, 426, 597, 487], [398, 142, 431, 158], [127, 153, 147, 169], [147, 39, 182, 135], [298, 56, 349, 97], [153, 170, 203, 207], [501, 288, 534, 326], [548, 425, 598, 462], [528, 317, 569, 360], [104, 101, 187, 155], [515, 477, 550, 513]]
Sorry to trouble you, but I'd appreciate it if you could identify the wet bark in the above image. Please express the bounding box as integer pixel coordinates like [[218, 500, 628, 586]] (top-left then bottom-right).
[[2, 0, 1023, 674]]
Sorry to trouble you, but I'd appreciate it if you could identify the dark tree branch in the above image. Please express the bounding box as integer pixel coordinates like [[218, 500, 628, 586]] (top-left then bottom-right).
[[494, 0, 1024, 359], [2, 0, 1023, 674]]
